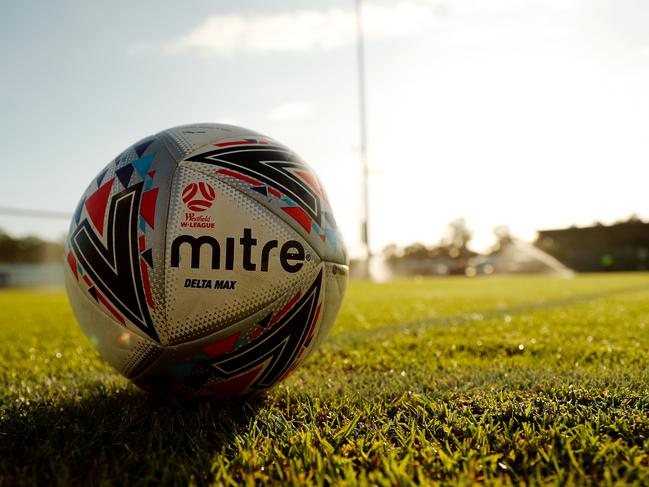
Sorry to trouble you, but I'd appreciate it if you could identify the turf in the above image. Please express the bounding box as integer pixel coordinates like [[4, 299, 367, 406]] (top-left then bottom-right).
[[2, 274, 649, 486]]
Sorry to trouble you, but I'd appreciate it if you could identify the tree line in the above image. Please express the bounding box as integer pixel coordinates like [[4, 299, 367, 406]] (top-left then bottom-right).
[[0, 229, 64, 263]]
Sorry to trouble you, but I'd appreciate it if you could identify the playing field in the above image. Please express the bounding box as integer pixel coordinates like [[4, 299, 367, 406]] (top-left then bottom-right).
[[2, 274, 649, 485]]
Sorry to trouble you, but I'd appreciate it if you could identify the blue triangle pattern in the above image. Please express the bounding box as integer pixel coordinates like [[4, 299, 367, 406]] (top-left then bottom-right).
[[115, 164, 134, 188], [73, 198, 84, 224], [324, 228, 338, 248], [134, 139, 154, 157], [281, 196, 297, 206], [167, 363, 195, 379], [95, 167, 109, 187], [251, 186, 268, 197], [141, 248, 154, 268], [133, 153, 155, 179]]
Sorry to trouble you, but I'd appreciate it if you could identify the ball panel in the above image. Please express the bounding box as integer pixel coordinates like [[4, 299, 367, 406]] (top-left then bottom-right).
[[180, 138, 347, 266], [65, 137, 178, 343], [161, 165, 322, 345], [65, 264, 163, 378], [132, 263, 332, 397], [158, 123, 267, 162], [300, 262, 349, 360]]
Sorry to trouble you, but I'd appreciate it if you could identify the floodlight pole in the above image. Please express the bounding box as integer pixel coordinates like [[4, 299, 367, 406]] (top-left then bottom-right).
[[355, 0, 371, 263]]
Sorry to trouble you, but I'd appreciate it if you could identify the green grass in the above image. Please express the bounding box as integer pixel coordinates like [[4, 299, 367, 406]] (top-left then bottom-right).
[[2, 273, 649, 485]]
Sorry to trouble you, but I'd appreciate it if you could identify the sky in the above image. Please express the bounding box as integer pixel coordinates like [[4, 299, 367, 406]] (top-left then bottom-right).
[[1, 0, 648, 255]]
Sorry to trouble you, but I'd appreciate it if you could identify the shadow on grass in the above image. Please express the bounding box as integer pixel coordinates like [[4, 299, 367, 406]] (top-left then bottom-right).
[[0, 386, 264, 486]]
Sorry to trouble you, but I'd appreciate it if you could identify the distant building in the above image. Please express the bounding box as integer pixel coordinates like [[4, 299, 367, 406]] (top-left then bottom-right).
[[470, 239, 573, 276], [383, 245, 478, 277], [535, 220, 649, 272]]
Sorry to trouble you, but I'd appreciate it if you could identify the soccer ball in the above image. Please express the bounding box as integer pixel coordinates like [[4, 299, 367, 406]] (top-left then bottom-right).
[[64, 123, 348, 397]]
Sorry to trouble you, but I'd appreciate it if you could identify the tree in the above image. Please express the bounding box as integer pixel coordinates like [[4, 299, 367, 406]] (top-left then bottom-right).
[[444, 218, 472, 251], [491, 225, 513, 253]]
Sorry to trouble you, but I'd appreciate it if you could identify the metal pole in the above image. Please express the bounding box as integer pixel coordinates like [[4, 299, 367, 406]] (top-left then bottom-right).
[[355, 0, 371, 261]]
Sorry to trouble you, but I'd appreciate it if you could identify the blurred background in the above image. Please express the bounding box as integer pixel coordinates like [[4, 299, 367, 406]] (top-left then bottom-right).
[[1, 0, 648, 286]]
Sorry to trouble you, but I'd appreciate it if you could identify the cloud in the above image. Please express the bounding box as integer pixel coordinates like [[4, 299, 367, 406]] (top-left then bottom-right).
[[267, 101, 313, 122], [134, 0, 583, 57], [165, 2, 439, 56], [447, 0, 581, 16]]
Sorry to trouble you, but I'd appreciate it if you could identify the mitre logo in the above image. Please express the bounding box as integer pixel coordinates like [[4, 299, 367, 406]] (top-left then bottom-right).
[[182, 182, 215, 212], [170, 228, 306, 274]]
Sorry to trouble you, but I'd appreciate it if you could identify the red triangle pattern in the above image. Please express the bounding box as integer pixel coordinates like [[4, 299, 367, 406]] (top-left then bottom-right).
[[248, 326, 265, 340], [306, 303, 322, 342], [96, 290, 125, 325], [140, 188, 158, 229], [66, 251, 78, 280], [281, 206, 312, 233], [84, 179, 114, 236], [205, 366, 262, 397], [140, 258, 155, 309], [270, 290, 301, 326], [202, 332, 240, 357], [278, 364, 298, 383], [294, 170, 322, 196]]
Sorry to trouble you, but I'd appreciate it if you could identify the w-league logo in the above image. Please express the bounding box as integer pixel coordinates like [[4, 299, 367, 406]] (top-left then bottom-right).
[[182, 182, 215, 212]]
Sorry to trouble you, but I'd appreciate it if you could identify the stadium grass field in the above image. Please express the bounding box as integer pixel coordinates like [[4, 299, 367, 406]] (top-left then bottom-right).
[[2, 273, 649, 486]]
